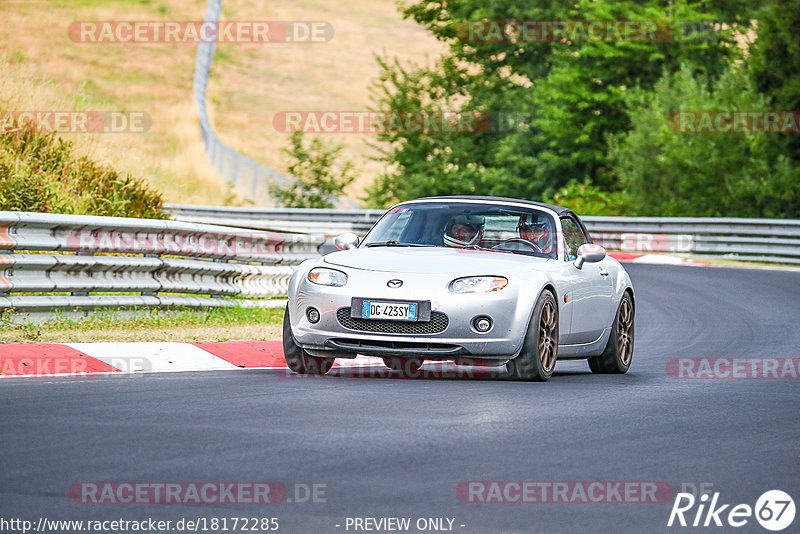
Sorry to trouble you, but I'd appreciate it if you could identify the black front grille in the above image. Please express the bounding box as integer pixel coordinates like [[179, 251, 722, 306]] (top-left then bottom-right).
[[336, 307, 448, 335]]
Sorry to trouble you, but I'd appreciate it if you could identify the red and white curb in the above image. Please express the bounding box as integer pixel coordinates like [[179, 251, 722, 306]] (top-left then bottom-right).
[[0, 341, 384, 378], [608, 252, 710, 266]]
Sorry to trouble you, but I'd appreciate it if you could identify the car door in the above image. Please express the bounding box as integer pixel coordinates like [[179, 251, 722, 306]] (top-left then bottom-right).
[[558, 216, 613, 344]]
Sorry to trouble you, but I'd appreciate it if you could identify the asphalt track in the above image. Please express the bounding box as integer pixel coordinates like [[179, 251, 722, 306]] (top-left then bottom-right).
[[2, 264, 799, 533]]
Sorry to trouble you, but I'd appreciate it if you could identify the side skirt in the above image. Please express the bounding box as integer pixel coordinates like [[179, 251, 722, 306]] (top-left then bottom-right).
[[557, 328, 610, 359]]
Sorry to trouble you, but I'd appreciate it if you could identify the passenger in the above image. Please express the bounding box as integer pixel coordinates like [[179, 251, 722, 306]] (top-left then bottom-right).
[[443, 215, 484, 248]]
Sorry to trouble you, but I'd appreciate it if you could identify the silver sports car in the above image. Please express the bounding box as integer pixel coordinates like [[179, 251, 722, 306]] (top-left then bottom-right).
[[283, 196, 634, 381]]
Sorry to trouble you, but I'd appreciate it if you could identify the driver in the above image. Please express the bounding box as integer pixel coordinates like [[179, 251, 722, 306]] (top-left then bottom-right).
[[517, 214, 554, 254], [443, 215, 484, 248]]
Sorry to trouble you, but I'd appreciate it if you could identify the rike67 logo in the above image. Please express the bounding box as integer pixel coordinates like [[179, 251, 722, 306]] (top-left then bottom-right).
[[668, 490, 795, 531]]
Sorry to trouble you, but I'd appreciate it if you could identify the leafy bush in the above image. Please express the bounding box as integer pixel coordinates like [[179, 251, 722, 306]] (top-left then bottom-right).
[[0, 116, 166, 218], [366, 0, 754, 207], [609, 65, 799, 217], [544, 179, 625, 216], [270, 131, 356, 208]]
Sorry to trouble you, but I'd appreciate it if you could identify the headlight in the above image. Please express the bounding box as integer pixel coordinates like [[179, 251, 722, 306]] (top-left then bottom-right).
[[449, 276, 508, 293], [307, 267, 348, 287]]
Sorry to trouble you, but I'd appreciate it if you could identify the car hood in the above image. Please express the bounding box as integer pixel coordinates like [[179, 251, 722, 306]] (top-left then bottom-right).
[[323, 247, 552, 274]]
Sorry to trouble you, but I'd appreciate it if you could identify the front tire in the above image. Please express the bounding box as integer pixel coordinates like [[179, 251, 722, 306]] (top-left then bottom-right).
[[588, 292, 634, 374], [283, 306, 334, 375], [506, 290, 558, 381]]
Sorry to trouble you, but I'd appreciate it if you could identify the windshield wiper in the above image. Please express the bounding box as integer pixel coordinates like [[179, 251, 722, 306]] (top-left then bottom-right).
[[364, 240, 432, 247]]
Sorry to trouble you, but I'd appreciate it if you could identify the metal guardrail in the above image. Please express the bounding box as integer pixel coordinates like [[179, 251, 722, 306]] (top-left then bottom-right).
[[166, 205, 800, 264], [583, 216, 800, 264], [0, 212, 325, 313], [4, 208, 796, 319], [165, 204, 384, 234]]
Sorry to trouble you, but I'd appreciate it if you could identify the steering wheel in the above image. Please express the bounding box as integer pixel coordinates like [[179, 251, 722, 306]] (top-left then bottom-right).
[[492, 238, 542, 253]]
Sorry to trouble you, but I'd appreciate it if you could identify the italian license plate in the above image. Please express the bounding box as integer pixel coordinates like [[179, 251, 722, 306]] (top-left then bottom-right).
[[362, 301, 418, 321]]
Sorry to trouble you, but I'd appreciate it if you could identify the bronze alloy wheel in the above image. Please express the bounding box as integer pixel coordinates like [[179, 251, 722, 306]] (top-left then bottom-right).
[[588, 292, 634, 374], [617, 297, 633, 366], [506, 289, 559, 381], [539, 300, 557, 371]]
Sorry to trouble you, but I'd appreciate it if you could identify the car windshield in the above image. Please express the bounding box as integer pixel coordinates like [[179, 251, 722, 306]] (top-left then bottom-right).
[[361, 201, 558, 259]]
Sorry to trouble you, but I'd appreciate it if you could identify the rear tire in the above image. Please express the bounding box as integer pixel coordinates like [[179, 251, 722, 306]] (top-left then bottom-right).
[[283, 306, 334, 375], [383, 357, 424, 377], [506, 290, 558, 381], [588, 292, 634, 374]]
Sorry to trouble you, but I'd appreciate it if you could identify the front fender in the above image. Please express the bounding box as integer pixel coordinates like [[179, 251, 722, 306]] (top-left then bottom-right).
[[507, 269, 557, 352], [607, 257, 634, 301], [287, 259, 320, 312]]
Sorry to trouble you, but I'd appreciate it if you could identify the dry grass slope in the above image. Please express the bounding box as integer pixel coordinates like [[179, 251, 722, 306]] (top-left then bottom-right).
[[1, 0, 444, 206]]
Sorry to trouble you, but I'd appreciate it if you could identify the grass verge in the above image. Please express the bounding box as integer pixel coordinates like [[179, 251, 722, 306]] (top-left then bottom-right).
[[0, 306, 284, 344]]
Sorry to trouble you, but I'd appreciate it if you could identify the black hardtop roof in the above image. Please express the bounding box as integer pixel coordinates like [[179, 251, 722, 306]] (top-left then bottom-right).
[[401, 195, 574, 216]]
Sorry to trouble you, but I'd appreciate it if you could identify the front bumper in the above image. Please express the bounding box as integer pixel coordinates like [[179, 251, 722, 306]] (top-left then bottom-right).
[[289, 270, 532, 360]]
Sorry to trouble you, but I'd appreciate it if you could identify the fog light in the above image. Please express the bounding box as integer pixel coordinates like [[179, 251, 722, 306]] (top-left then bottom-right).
[[306, 307, 320, 323], [474, 316, 492, 333]]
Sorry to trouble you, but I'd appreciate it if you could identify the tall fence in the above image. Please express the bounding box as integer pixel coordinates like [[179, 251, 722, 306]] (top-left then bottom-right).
[[193, 0, 288, 204], [0, 212, 324, 315], [166, 204, 800, 264]]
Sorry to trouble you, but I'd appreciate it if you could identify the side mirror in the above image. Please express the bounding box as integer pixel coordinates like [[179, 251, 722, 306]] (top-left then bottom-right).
[[574, 243, 606, 270], [334, 232, 359, 250]]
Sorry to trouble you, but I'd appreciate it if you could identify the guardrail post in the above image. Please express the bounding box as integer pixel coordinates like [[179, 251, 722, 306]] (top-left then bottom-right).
[[211, 257, 228, 298], [70, 250, 93, 296], [143, 252, 161, 297]]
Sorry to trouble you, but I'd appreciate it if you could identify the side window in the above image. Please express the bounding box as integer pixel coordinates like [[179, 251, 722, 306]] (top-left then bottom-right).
[[560, 217, 589, 261]]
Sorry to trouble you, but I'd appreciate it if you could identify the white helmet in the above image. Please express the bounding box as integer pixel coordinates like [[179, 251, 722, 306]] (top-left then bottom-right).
[[443, 215, 484, 247]]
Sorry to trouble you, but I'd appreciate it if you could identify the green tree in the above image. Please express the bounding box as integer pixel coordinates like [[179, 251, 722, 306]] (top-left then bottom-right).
[[270, 132, 356, 208], [367, 0, 754, 207], [749, 0, 800, 163], [609, 65, 799, 217], [529, 0, 746, 191], [544, 179, 625, 216]]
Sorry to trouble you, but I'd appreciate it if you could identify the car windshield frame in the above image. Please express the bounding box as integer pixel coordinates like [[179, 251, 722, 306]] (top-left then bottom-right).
[[360, 200, 561, 259]]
